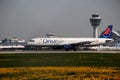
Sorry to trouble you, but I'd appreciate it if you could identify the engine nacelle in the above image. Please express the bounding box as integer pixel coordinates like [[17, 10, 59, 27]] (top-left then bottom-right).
[[64, 44, 72, 50]]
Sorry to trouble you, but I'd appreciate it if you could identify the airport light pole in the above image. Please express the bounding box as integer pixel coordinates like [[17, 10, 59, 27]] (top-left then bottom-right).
[[90, 12, 101, 38]]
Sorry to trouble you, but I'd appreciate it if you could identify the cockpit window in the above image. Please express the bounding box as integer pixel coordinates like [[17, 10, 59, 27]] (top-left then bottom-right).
[[29, 40, 35, 42]]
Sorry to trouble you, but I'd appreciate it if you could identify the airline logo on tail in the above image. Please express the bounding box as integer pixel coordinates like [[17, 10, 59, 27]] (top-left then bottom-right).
[[99, 25, 113, 38]]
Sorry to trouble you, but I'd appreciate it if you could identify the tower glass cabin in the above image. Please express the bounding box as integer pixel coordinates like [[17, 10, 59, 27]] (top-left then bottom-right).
[[90, 13, 101, 38]]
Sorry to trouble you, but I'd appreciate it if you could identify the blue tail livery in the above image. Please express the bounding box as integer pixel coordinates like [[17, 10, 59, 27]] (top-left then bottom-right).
[[99, 25, 113, 38]]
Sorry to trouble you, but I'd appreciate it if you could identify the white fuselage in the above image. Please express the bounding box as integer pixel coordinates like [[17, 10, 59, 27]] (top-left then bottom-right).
[[27, 38, 113, 46]]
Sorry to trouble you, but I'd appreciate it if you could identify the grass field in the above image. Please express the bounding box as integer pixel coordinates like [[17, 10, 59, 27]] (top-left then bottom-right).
[[0, 53, 120, 67], [0, 52, 120, 79]]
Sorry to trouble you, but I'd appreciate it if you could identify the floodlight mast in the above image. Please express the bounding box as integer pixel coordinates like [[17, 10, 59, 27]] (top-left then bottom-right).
[[90, 12, 101, 38]]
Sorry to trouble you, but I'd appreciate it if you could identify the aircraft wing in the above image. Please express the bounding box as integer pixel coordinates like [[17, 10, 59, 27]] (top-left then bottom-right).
[[69, 41, 93, 47]]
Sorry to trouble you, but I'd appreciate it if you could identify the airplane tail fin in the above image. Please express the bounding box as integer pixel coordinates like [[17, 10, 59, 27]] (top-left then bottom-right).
[[99, 25, 113, 38]]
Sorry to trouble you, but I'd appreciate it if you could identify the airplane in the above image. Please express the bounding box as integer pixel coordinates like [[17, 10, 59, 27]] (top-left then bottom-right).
[[26, 25, 114, 51]]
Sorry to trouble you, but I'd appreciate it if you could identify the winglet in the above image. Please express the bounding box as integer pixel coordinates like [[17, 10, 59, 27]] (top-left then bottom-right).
[[99, 25, 113, 38]]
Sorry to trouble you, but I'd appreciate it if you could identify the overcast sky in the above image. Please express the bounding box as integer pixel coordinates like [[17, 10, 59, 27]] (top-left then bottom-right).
[[0, 0, 120, 40]]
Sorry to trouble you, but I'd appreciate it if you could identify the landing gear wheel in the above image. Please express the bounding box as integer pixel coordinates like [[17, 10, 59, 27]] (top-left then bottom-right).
[[65, 49, 69, 51]]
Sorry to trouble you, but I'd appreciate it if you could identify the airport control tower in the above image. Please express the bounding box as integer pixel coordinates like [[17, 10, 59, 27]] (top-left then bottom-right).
[[90, 12, 101, 38]]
